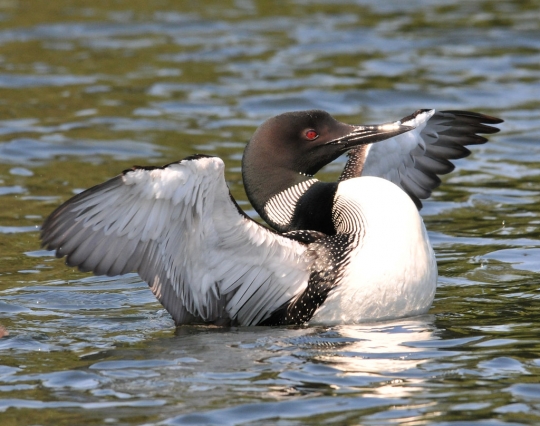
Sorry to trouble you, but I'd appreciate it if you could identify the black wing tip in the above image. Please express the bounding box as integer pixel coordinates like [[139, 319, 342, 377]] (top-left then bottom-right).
[[39, 223, 57, 249], [441, 110, 504, 125], [39, 238, 52, 250], [41, 210, 61, 236]]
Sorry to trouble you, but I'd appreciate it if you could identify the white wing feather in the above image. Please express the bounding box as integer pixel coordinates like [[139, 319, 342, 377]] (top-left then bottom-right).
[[41, 156, 312, 326], [359, 109, 502, 208], [361, 110, 436, 204]]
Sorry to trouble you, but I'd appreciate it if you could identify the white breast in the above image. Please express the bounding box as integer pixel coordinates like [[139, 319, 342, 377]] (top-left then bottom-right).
[[310, 176, 437, 324]]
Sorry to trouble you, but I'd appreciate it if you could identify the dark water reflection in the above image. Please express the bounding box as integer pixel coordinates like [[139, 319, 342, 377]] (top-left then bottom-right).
[[0, 0, 539, 424]]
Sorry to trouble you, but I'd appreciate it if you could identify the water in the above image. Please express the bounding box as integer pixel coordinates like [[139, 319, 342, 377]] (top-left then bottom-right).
[[0, 0, 539, 424]]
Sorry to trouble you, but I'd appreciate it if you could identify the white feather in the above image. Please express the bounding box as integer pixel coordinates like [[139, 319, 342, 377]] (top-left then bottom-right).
[[361, 110, 436, 203], [311, 177, 437, 324], [42, 156, 311, 325]]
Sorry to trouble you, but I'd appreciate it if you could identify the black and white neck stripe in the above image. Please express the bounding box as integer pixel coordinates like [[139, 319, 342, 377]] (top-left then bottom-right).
[[263, 178, 318, 228]]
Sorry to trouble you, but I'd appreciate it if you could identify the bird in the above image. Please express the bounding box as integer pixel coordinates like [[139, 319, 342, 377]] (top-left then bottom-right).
[[41, 108, 502, 326]]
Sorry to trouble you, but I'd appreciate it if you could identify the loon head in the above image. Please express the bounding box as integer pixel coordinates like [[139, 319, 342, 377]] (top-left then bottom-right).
[[242, 110, 412, 219]]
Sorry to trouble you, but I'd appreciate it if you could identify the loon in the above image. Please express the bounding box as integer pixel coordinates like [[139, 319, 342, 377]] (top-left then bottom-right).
[[41, 109, 502, 326]]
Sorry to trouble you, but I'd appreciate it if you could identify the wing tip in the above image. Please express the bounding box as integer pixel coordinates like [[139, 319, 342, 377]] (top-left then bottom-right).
[[440, 110, 504, 126]]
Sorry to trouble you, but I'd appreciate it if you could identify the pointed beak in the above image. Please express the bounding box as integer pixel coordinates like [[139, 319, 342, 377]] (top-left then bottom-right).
[[325, 121, 414, 151]]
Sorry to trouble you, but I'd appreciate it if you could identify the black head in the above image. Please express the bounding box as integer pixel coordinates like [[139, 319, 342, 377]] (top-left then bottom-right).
[[245, 110, 357, 177], [242, 110, 411, 207], [244, 110, 412, 177]]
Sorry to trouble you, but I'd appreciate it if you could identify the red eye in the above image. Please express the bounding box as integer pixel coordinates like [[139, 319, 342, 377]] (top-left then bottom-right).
[[305, 130, 318, 140]]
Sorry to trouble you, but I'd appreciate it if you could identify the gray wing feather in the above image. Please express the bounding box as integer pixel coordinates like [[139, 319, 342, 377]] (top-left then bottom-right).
[[42, 156, 312, 326], [347, 109, 503, 208]]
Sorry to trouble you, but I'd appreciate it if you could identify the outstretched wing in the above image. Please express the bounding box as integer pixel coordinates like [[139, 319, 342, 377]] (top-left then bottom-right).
[[340, 110, 503, 208], [41, 155, 312, 326]]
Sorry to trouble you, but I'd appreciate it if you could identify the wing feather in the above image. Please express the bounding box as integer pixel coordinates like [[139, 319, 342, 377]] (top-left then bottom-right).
[[41, 156, 312, 326], [349, 109, 502, 208]]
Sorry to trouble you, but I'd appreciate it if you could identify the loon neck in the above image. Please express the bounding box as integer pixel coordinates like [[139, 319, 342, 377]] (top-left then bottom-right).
[[242, 141, 319, 228], [265, 180, 338, 235], [242, 152, 338, 234], [244, 162, 304, 200], [242, 155, 307, 212]]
